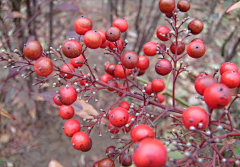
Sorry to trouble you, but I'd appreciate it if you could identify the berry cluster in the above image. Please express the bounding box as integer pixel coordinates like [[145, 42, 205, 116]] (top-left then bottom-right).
[[1, 0, 240, 166]]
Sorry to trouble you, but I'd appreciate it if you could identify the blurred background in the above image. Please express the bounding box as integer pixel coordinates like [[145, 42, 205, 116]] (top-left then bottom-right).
[[1, 0, 240, 166]]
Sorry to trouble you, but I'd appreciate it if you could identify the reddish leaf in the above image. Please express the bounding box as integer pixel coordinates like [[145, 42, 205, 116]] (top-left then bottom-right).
[[6, 64, 29, 81], [226, 1, 240, 13]]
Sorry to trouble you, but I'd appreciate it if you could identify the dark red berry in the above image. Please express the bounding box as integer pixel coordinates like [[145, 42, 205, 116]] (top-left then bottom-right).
[[62, 40, 82, 58], [59, 85, 78, 105], [60, 64, 75, 79], [187, 41, 205, 58], [59, 105, 75, 119], [121, 51, 139, 69], [155, 59, 172, 75], [177, 0, 190, 12], [23, 40, 43, 60], [188, 20, 204, 35], [159, 0, 176, 13], [34, 57, 53, 77], [106, 27, 121, 42]]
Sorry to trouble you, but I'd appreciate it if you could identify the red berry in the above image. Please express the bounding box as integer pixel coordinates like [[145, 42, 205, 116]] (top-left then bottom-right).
[[145, 83, 153, 95], [119, 153, 132, 166], [114, 64, 130, 78], [220, 62, 238, 75], [155, 59, 172, 75], [62, 40, 82, 58], [170, 41, 185, 55], [122, 115, 135, 133], [113, 18, 128, 33], [188, 20, 204, 35], [155, 93, 165, 103], [156, 26, 171, 41], [60, 64, 75, 79], [109, 39, 123, 51], [194, 75, 216, 95], [117, 84, 128, 97], [130, 124, 155, 143], [106, 146, 118, 158], [71, 132, 91, 150], [79, 74, 91, 86], [108, 122, 120, 134], [191, 38, 204, 43], [137, 56, 149, 70], [101, 73, 114, 83], [100, 40, 110, 48], [119, 101, 130, 111], [81, 138, 92, 152], [203, 83, 231, 109], [177, 0, 190, 12], [151, 79, 165, 93], [59, 85, 77, 105], [109, 107, 129, 127], [70, 55, 84, 68], [196, 72, 211, 80], [107, 80, 118, 91], [84, 30, 102, 49], [105, 63, 116, 75], [23, 40, 43, 60], [74, 17, 93, 35], [98, 158, 115, 167], [159, 0, 176, 13], [53, 93, 62, 106], [93, 161, 99, 167], [59, 105, 75, 119], [182, 106, 209, 130], [187, 41, 205, 58], [143, 42, 157, 56], [34, 57, 53, 77], [133, 138, 167, 167], [121, 51, 139, 69], [63, 119, 80, 137], [106, 27, 121, 42], [221, 71, 240, 88], [97, 30, 107, 44]]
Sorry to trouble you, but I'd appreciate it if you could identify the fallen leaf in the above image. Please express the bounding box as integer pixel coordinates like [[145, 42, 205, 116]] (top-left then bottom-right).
[[0, 134, 10, 144], [48, 159, 64, 167], [226, 1, 240, 13], [0, 106, 15, 120]]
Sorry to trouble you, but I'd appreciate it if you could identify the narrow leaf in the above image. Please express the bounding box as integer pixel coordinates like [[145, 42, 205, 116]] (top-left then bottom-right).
[[6, 64, 29, 81], [226, 1, 240, 13], [0, 106, 15, 120], [4, 88, 15, 104]]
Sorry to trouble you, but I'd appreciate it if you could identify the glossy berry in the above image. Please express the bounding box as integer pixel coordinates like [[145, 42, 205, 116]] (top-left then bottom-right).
[[70, 55, 84, 68], [81, 138, 92, 152], [170, 41, 185, 55], [143, 42, 158, 56], [71, 132, 91, 150], [100, 40, 110, 48], [196, 72, 211, 80], [221, 71, 240, 88], [155, 93, 165, 103], [93, 161, 100, 167], [188, 20, 204, 35], [220, 62, 239, 75], [159, 0, 176, 13], [187, 41, 205, 58], [63, 119, 80, 137], [159, 43, 167, 52], [177, 0, 190, 12], [107, 80, 118, 91], [121, 51, 139, 69], [155, 59, 172, 75], [203, 83, 231, 109], [97, 30, 107, 44], [131, 124, 155, 143], [109, 39, 123, 51], [114, 64, 130, 78], [106, 27, 121, 42], [151, 79, 165, 93], [119, 153, 132, 166], [108, 122, 120, 134], [133, 138, 167, 167], [137, 56, 149, 70], [98, 158, 115, 167], [194, 75, 216, 95], [34, 57, 53, 77], [60, 64, 75, 79], [59, 105, 74, 119], [53, 93, 62, 106], [113, 18, 128, 33], [101, 74, 114, 83], [23, 40, 43, 60], [156, 26, 171, 41], [62, 40, 82, 58], [182, 106, 209, 130], [105, 63, 116, 75], [106, 146, 118, 158], [191, 38, 204, 43], [119, 101, 130, 111], [109, 107, 129, 127], [84, 30, 102, 49], [74, 17, 92, 35], [59, 85, 77, 105], [145, 83, 153, 95]]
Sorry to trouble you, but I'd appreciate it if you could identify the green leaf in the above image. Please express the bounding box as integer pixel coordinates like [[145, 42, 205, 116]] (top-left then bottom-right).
[[228, 139, 240, 158], [4, 88, 15, 104]]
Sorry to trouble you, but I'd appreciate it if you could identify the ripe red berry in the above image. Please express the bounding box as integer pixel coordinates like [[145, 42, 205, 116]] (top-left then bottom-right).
[[106, 146, 118, 158], [119, 101, 130, 111], [151, 79, 165, 93], [143, 42, 157, 56], [133, 138, 167, 167], [101, 73, 113, 83], [182, 106, 209, 130], [71, 132, 91, 150], [114, 64, 130, 78], [220, 62, 239, 75], [105, 63, 116, 75], [84, 30, 102, 49], [59, 85, 78, 105], [34, 57, 53, 77], [194, 75, 216, 95], [107, 80, 118, 91], [100, 40, 110, 48], [93, 161, 100, 167], [98, 158, 115, 167], [170, 41, 185, 55], [109, 39, 123, 51], [62, 40, 82, 58], [109, 107, 129, 127], [196, 72, 211, 80], [122, 115, 134, 133], [188, 19, 204, 35], [74, 17, 93, 35], [23, 40, 43, 60], [221, 71, 240, 88], [60, 64, 75, 79], [155, 93, 165, 103], [59, 105, 75, 119], [137, 56, 149, 70], [121, 51, 139, 69], [203, 83, 231, 109], [106, 27, 121, 42], [117, 84, 128, 97], [187, 41, 205, 58], [159, 0, 176, 13], [119, 153, 132, 166], [130, 124, 155, 143], [145, 83, 153, 95], [191, 38, 204, 43], [80, 74, 91, 86], [63, 119, 80, 137], [81, 138, 92, 152], [177, 0, 190, 12], [53, 93, 62, 106], [97, 30, 107, 44], [155, 59, 172, 75], [70, 55, 84, 68], [108, 122, 120, 134], [113, 18, 128, 33], [156, 26, 171, 41]]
